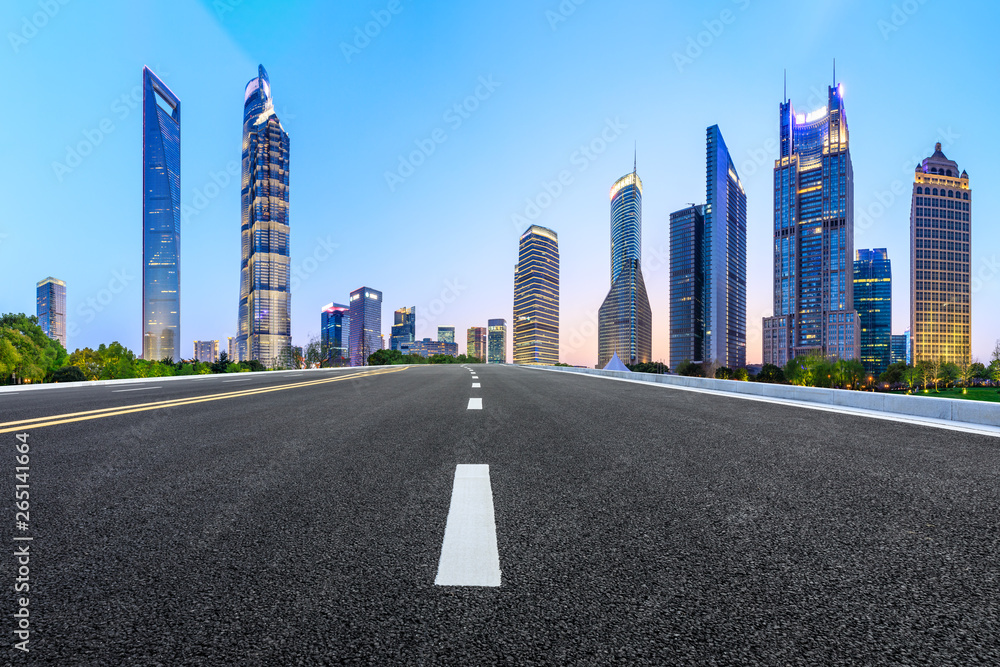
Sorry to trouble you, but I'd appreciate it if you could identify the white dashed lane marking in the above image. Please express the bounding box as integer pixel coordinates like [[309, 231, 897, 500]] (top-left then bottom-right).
[[472, 383, 480, 388], [435, 464, 501, 587], [467, 398, 482, 410], [112, 387, 161, 393]]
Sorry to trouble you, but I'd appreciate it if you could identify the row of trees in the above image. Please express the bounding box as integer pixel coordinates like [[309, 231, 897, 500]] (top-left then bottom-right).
[[0, 313, 269, 385], [366, 349, 484, 366]]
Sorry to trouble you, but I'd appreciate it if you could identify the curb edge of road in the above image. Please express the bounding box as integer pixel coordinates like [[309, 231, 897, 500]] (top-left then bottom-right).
[[522, 366, 1000, 438]]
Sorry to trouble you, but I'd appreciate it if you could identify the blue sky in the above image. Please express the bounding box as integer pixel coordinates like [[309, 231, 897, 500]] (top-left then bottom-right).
[[2, 0, 998, 366]]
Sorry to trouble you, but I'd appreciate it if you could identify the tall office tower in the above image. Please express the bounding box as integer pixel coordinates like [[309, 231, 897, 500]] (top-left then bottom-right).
[[762, 81, 858, 367], [910, 143, 971, 365], [853, 248, 892, 376], [598, 165, 652, 368], [321, 303, 350, 366], [704, 125, 747, 368], [437, 326, 456, 344], [349, 287, 382, 366], [890, 332, 909, 366], [669, 206, 704, 370], [237, 65, 291, 368], [36, 277, 67, 349], [513, 225, 559, 365], [194, 340, 219, 363], [227, 336, 238, 361], [142, 67, 181, 362], [467, 326, 487, 360], [487, 319, 507, 364], [390, 307, 415, 351]]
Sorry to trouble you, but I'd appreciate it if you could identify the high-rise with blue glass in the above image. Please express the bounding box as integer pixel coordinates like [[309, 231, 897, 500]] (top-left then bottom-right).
[[669, 205, 704, 370], [321, 303, 350, 367], [704, 125, 747, 368], [390, 307, 415, 351], [36, 277, 67, 349], [237, 65, 291, 368], [349, 287, 382, 366], [763, 81, 859, 367], [142, 67, 181, 361], [853, 248, 892, 376], [598, 165, 652, 368]]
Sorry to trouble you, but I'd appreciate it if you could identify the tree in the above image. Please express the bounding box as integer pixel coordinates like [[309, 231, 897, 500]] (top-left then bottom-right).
[[990, 360, 1000, 385], [714, 366, 733, 380], [0, 313, 68, 383], [211, 351, 231, 374], [879, 361, 908, 386], [676, 360, 703, 377], [627, 361, 669, 374], [733, 368, 749, 381], [956, 358, 975, 390], [755, 364, 785, 384], [784, 356, 815, 387], [837, 359, 865, 390], [992, 339, 1000, 366], [903, 365, 921, 393], [68, 347, 103, 380], [970, 361, 988, 381], [368, 349, 403, 366], [304, 335, 323, 368], [97, 342, 137, 380], [51, 366, 86, 383]]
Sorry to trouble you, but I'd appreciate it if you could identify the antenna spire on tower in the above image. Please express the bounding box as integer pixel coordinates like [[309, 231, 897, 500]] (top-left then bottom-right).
[[633, 142, 636, 174], [833, 57, 836, 86], [783, 68, 787, 101]]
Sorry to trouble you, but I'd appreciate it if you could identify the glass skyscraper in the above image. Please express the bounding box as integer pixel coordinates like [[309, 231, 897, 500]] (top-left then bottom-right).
[[763, 82, 858, 367], [598, 167, 652, 368], [36, 277, 66, 349], [437, 326, 456, 344], [142, 67, 181, 362], [669, 205, 704, 370], [704, 125, 747, 368], [349, 287, 382, 366], [487, 319, 507, 364], [467, 326, 486, 360], [513, 225, 559, 365], [890, 332, 910, 366], [390, 307, 415, 351], [237, 65, 291, 368], [321, 302, 350, 367], [853, 248, 892, 376], [910, 143, 971, 365]]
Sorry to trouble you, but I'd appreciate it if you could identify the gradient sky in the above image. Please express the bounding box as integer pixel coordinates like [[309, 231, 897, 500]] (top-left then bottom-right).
[[2, 0, 998, 366]]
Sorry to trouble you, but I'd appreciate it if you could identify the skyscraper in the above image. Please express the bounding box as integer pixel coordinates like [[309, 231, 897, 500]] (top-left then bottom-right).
[[390, 307, 415, 351], [227, 336, 238, 361], [194, 340, 219, 363], [853, 248, 892, 376], [763, 81, 858, 366], [910, 143, 971, 365], [237, 65, 291, 368], [36, 277, 66, 349], [467, 326, 487, 360], [142, 67, 181, 362], [321, 302, 350, 366], [513, 225, 559, 365], [669, 205, 704, 370], [598, 165, 652, 368], [487, 319, 507, 364], [437, 326, 456, 344], [704, 125, 747, 368], [890, 332, 910, 366], [349, 287, 382, 366]]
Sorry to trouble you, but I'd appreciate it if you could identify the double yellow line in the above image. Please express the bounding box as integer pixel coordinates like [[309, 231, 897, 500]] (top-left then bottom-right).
[[0, 366, 407, 434]]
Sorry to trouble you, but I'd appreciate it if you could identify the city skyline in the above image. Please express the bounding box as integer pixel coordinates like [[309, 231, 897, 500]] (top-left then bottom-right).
[[4, 2, 999, 368]]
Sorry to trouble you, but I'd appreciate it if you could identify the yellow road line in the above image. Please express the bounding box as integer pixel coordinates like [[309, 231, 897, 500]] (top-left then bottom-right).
[[0, 366, 407, 434]]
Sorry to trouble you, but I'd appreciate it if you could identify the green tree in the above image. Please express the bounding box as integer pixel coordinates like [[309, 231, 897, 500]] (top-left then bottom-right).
[[676, 360, 703, 377], [0, 313, 68, 382], [837, 359, 865, 390], [990, 360, 1000, 384], [97, 342, 137, 380], [755, 364, 785, 384], [879, 361, 908, 385], [304, 336, 323, 368], [210, 351, 231, 373], [733, 367, 749, 381], [903, 365, 921, 393], [67, 347, 102, 380], [714, 366, 733, 380], [628, 361, 669, 374], [51, 366, 87, 382], [784, 356, 815, 386], [970, 361, 988, 381], [368, 349, 404, 366]]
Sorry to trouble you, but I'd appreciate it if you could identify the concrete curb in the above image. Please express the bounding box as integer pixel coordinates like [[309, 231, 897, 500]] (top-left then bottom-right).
[[523, 365, 1000, 430]]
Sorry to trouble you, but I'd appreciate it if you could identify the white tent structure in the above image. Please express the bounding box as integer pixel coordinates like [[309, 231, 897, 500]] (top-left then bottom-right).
[[602, 353, 629, 372]]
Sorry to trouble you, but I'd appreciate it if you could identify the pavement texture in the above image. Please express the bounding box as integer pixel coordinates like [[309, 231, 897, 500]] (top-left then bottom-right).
[[2, 364, 998, 665]]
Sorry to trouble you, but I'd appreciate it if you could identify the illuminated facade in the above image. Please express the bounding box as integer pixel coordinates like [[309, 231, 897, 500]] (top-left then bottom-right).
[[513, 225, 559, 365], [390, 307, 415, 351], [467, 326, 487, 360], [194, 340, 219, 363], [142, 67, 181, 361], [853, 248, 892, 376], [762, 82, 858, 366], [437, 326, 456, 344], [669, 205, 704, 369], [910, 143, 971, 365], [227, 336, 238, 362], [237, 65, 291, 368], [890, 331, 911, 366], [36, 277, 66, 349], [705, 125, 747, 368], [349, 287, 382, 366], [487, 319, 507, 364], [598, 167, 652, 368], [408, 338, 458, 358], [321, 303, 350, 367]]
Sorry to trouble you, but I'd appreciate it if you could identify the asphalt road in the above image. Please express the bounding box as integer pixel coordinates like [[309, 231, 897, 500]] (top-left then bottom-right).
[[2, 364, 999, 665]]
